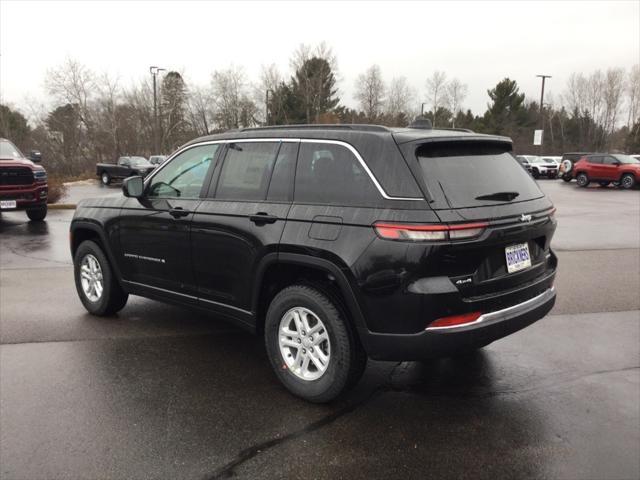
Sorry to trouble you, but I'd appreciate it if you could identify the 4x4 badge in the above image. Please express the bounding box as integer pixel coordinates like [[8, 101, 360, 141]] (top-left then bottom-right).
[[520, 214, 532, 222]]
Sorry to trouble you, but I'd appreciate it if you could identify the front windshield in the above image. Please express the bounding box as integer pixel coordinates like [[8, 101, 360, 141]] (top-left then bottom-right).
[[0, 140, 25, 160], [529, 157, 545, 164], [613, 154, 640, 164], [130, 157, 150, 166]]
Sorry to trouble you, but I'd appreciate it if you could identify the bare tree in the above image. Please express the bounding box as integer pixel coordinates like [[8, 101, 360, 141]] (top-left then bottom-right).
[[385, 76, 416, 122], [601, 68, 625, 143], [627, 64, 640, 127], [211, 65, 257, 130], [425, 71, 447, 127], [46, 58, 96, 132], [255, 63, 282, 124], [446, 78, 468, 127], [354, 65, 385, 121], [187, 85, 215, 136]]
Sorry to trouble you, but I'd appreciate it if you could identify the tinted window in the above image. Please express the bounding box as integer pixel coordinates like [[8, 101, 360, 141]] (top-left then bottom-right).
[[588, 156, 603, 164], [215, 142, 279, 201], [295, 142, 379, 205], [148, 144, 218, 198], [416, 141, 543, 208], [267, 142, 298, 202], [0, 140, 24, 160]]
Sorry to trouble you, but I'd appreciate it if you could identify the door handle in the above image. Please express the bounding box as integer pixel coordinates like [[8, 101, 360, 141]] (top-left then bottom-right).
[[169, 207, 190, 219], [249, 212, 278, 225]]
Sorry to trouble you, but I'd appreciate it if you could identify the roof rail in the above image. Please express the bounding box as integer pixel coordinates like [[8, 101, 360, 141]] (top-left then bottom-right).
[[240, 124, 391, 133], [434, 127, 475, 133]]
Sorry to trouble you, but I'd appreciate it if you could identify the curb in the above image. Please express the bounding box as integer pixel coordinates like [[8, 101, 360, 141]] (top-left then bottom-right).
[[48, 203, 76, 210]]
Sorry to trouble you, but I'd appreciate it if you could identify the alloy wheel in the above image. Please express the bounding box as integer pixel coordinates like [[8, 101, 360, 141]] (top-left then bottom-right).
[[278, 307, 331, 381]]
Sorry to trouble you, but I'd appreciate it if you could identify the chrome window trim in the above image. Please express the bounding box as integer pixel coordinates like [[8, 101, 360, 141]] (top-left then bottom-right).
[[425, 287, 556, 332], [144, 138, 423, 202]]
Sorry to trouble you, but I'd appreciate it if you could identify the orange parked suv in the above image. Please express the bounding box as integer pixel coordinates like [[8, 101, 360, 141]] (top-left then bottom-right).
[[574, 154, 640, 189]]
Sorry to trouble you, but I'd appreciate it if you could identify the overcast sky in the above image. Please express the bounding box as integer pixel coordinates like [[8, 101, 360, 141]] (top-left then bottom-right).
[[1, 0, 638, 118]]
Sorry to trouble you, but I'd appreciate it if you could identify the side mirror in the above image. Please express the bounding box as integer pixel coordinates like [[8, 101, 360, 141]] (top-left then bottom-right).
[[123, 176, 144, 198], [613, 161, 621, 166], [29, 150, 42, 163]]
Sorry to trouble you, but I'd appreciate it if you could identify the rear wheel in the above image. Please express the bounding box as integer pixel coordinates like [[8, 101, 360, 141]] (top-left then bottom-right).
[[576, 173, 590, 187], [265, 284, 366, 403], [620, 174, 636, 190], [26, 205, 47, 221], [101, 171, 111, 185], [74, 240, 128, 315], [598, 181, 611, 187]]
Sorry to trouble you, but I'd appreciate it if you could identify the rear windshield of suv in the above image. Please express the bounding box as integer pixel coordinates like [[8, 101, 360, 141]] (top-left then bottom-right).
[[416, 141, 544, 208]]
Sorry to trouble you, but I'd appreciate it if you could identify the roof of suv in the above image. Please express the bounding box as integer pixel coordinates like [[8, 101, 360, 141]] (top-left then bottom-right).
[[183, 124, 512, 149]]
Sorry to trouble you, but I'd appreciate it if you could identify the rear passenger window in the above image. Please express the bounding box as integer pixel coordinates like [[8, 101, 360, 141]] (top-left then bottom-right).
[[215, 142, 279, 201], [588, 156, 603, 164], [267, 142, 298, 202], [294, 142, 379, 206]]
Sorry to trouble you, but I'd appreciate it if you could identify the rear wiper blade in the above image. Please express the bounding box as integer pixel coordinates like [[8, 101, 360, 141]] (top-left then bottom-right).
[[475, 191, 520, 201]]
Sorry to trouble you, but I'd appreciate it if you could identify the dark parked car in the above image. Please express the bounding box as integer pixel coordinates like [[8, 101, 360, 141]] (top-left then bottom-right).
[[559, 152, 592, 182], [0, 138, 48, 221], [574, 153, 640, 189], [70, 124, 558, 402], [96, 156, 155, 185]]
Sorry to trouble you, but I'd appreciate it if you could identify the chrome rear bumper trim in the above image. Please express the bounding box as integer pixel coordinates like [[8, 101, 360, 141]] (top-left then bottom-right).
[[426, 287, 555, 332]]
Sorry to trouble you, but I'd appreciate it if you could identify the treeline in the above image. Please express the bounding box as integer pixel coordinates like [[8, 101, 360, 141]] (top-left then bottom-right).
[[1, 42, 639, 176]]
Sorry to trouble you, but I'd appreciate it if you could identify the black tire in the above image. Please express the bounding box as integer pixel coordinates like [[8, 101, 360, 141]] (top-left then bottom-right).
[[562, 175, 572, 182], [265, 284, 366, 403], [26, 205, 47, 221], [620, 173, 636, 190], [73, 240, 128, 316], [100, 171, 111, 185], [598, 181, 611, 187], [532, 168, 540, 179], [576, 173, 590, 187]]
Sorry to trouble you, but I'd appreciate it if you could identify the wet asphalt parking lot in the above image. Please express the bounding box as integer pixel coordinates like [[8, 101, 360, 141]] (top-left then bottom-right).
[[1, 180, 639, 480]]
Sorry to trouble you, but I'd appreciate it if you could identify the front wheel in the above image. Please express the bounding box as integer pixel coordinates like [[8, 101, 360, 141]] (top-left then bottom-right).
[[74, 240, 128, 315], [101, 171, 111, 185], [562, 175, 572, 182], [26, 205, 47, 221], [532, 169, 540, 179], [576, 173, 590, 187], [620, 174, 636, 190], [265, 285, 366, 403]]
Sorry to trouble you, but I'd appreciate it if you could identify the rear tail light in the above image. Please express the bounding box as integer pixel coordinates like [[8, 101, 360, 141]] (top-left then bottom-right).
[[373, 222, 488, 242], [426, 311, 482, 330]]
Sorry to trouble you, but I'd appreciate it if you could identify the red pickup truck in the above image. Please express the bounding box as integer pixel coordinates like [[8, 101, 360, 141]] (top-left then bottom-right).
[[0, 138, 48, 221]]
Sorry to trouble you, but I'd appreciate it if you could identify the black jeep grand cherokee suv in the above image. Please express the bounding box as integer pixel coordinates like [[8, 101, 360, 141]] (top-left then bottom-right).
[[70, 124, 557, 402]]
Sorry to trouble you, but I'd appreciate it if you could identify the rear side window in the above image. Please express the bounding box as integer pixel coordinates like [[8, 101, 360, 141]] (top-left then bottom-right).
[[588, 156, 603, 164], [416, 141, 543, 208], [294, 142, 379, 206], [215, 142, 279, 201]]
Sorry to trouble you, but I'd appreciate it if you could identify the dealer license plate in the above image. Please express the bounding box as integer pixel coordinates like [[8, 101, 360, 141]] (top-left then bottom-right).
[[0, 200, 17, 210], [505, 243, 531, 274]]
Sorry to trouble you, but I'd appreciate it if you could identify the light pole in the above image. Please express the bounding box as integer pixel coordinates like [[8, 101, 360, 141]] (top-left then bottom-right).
[[265, 89, 274, 126], [150, 66, 166, 153], [421, 103, 427, 116], [536, 74, 551, 154]]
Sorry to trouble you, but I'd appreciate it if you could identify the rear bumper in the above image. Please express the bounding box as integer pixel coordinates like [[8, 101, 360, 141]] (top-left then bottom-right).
[[360, 287, 556, 361], [0, 184, 48, 210]]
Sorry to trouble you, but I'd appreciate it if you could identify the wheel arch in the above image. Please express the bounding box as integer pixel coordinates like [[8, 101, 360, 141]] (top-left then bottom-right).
[[71, 222, 124, 283], [252, 253, 367, 336]]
